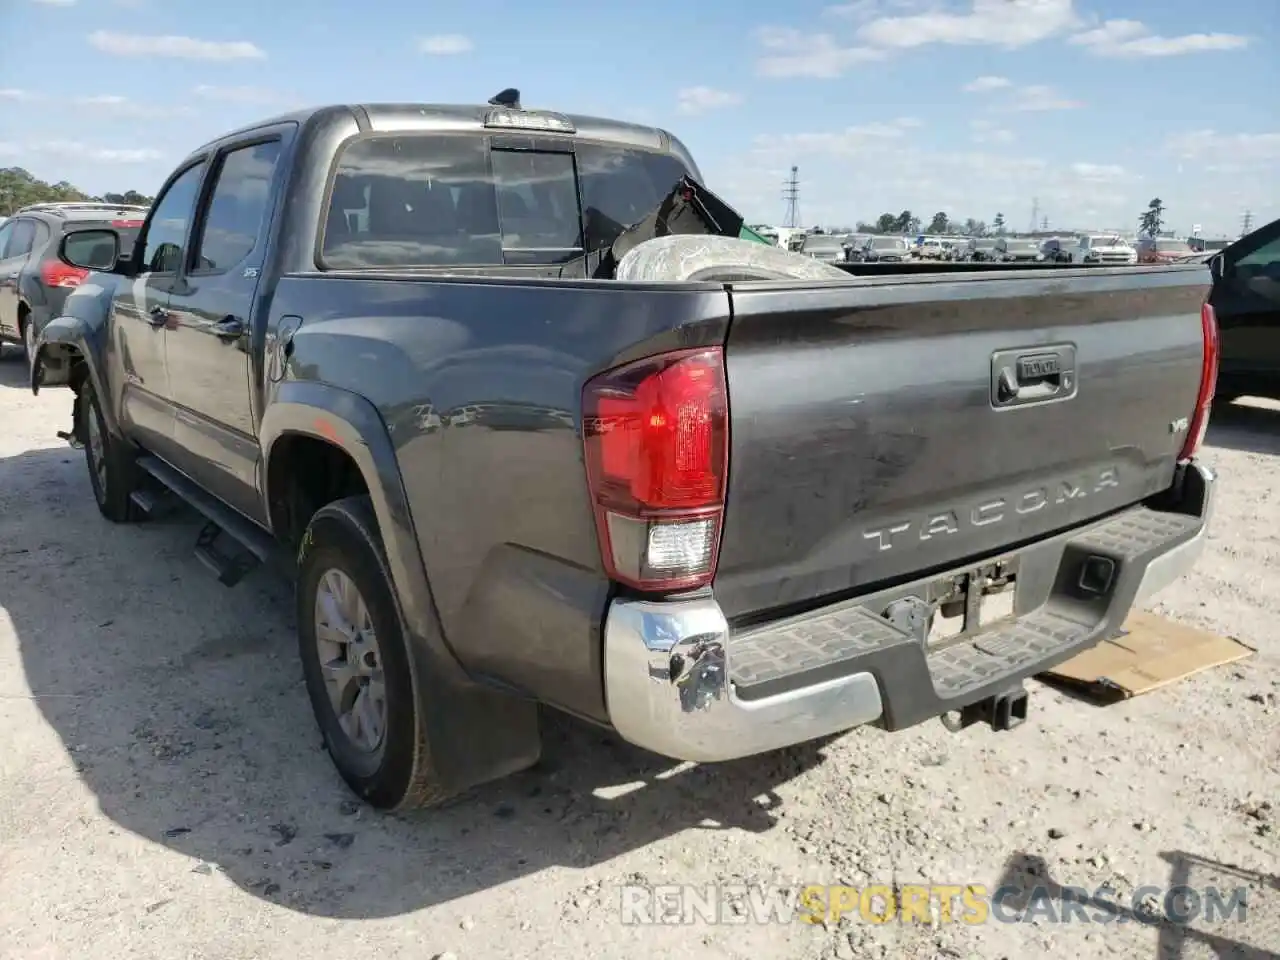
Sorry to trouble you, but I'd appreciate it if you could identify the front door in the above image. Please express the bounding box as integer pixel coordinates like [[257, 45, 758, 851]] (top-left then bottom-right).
[[163, 138, 283, 524], [108, 159, 208, 461]]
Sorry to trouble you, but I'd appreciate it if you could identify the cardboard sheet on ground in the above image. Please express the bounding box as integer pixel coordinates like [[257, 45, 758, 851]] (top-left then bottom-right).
[[1040, 612, 1254, 701]]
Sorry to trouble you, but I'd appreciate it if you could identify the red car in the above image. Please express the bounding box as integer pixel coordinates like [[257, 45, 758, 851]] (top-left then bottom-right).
[[1136, 237, 1198, 263]]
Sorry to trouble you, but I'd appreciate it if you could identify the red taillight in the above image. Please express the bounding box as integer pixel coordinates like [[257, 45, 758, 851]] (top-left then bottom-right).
[[583, 347, 728, 591], [40, 261, 91, 289], [112, 219, 144, 227], [1179, 301, 1219, 461]]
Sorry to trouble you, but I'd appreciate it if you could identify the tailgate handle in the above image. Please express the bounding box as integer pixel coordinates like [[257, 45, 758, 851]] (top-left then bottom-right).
[[991, 345, 1077, 408]]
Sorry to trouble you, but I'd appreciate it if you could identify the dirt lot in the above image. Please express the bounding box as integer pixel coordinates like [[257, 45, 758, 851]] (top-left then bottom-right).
[[0, 356, 1276, 960]]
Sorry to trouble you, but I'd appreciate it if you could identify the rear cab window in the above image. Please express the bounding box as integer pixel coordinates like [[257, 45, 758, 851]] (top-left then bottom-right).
[[320, 134, 690, 270]]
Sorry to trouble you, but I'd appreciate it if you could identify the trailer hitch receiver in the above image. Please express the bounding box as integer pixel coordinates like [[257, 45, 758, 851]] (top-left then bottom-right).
[[941, 684, 1029, 733]]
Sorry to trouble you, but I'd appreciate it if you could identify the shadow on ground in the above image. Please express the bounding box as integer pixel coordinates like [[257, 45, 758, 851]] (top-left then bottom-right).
[[1206, 399, 1280, 456], [1, 445, 833, 920], [995, 850, 1278, 959], [0, 353, 31, 389]]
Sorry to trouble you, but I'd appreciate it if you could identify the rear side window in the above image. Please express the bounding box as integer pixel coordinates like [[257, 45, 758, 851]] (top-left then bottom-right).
[[321, 135, 690, 269], [193, 140, 281, 272], [5, 219, 37, 258]]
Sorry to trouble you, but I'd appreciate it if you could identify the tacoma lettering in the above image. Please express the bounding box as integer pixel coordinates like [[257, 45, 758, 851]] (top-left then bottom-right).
[[862, 468, 1121, 552]]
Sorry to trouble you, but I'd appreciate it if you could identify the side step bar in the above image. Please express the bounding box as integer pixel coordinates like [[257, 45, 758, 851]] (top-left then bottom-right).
[[134, 455, 276, 587]]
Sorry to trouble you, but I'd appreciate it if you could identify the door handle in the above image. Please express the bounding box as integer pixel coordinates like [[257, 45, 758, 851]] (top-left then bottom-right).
[[148, 306, 168, 327], [211, 317, 245, 341]]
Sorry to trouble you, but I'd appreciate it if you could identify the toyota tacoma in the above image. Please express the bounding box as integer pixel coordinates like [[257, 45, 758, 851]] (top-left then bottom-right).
[[32, 92, 1219, 809]]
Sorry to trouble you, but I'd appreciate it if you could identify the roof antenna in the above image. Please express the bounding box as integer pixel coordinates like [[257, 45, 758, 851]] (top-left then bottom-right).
[[488, 88, 521, 109]]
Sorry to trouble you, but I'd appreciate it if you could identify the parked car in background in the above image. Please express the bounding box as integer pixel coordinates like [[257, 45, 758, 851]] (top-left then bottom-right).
[[0, 202, 148, 361], [1041, 237, 1074, 262], [800, 232, 851, 264], [1137, 237, 1199, 264], [860, 235, 911, 262], [965, 238, 1000, 262], [917, 237, 945, 259], [843, 233, 871, 261], [1077, 234, 1137, 265], [995, 238, 1044, 262], [1208, 216, 1280, 402]]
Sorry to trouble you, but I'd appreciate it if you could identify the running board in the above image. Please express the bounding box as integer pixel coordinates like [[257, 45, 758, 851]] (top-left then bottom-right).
[[134, 455, 276, 586]]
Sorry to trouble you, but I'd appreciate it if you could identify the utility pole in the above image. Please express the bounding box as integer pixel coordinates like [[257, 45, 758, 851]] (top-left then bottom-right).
[[782, 166, 800, 229], [1029, 197, 1039, 234], [1241, 209, 1253, 236], [1041, 215, 1049, 231]]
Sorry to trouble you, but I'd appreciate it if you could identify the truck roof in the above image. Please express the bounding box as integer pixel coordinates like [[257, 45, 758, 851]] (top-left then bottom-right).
[[187, 102, 679, 163]]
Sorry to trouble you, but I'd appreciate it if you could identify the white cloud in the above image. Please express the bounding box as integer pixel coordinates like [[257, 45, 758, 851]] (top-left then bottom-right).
[[88, 30, 266, 60], [753, 116, 922, 159], [1069, 162, 1130, 182], [964, 75, 1012, 93], [704, 119, 1185, 234], [1165, 130, 1280, 166], [970, 119, 1015, 144], [856, 0, 1080, 50], [15, 140, 163, 163], [0, 88, 40, 101], [676, 86, 743, 115], [193, 84, 296, 106], [1070, 19, 1249, 57], [754, 26, 885, 78], [71, 94, 194, 118], [1002, 84, 1083, 112], [418, 34, 473, 55], [32, 0, 76, 5]]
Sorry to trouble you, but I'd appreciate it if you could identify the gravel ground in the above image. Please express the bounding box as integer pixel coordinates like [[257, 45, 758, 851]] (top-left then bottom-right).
[[0, 355, 1276, 960]]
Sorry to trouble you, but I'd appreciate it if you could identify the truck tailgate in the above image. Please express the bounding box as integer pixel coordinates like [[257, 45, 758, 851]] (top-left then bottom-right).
[[715, 267, 1210, 622]]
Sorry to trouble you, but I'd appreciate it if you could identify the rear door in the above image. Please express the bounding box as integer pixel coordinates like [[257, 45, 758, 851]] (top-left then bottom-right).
[[714, 269, 1209, 620], [162, 136, 285, 523]]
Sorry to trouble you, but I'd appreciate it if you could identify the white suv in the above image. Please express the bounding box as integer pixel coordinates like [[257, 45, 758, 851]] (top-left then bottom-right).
[[1077, 235, 1137, 265]]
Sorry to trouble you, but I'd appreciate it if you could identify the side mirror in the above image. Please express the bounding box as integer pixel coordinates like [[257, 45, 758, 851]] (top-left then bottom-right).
[[61, 228, 121, 272]]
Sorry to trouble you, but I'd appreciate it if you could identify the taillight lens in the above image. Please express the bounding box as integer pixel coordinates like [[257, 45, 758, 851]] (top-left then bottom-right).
[[1179, 301, 1219, 461], [40, 261, 91, 289], [583, 347, 728, 591]]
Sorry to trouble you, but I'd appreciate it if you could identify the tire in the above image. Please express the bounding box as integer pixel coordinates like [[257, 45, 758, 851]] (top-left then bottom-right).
[[615, 234, 852, 282], [80, 379, 142, 523], [296, 495, 451, 810]]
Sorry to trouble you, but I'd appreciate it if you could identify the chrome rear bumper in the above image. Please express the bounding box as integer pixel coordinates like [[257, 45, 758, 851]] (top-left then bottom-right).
[[602, 462, 1216, 763]]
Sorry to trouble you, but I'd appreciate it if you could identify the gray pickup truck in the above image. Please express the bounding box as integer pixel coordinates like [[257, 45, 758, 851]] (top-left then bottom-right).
[[33, 93, 1220, 810]]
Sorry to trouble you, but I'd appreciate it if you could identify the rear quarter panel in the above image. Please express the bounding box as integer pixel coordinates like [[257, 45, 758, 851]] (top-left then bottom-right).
[[269, 274, 731, 720]]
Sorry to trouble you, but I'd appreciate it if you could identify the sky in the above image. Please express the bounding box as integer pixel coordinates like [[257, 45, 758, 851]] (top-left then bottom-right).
[[1, 0, 1276, 238]]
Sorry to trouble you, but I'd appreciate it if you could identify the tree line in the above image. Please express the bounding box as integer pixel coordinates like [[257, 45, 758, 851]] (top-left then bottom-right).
[[822, 211, 1011, 237], [0, 167, 154, 216]]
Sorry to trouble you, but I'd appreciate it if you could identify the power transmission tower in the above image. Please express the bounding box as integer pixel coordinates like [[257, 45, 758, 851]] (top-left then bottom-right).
[[1041, 215, 1049, 231], [1241, 209, 1253, 235], [782, 166, 800, 229], [1029, 197, 1039, 234]]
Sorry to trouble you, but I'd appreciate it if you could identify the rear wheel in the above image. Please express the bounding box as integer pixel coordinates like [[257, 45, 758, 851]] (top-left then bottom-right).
[[80, 380, 142, 522], [297, 496, 452, 810]]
